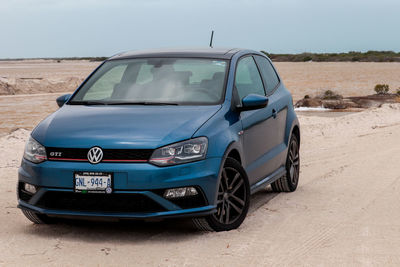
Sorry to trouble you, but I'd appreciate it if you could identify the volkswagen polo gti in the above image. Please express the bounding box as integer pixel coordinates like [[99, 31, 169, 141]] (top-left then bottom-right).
[[18, 48, 300, 231]]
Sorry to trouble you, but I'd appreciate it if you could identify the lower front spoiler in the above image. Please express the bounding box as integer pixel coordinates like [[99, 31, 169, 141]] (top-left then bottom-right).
[[18, 200, 217, 220]]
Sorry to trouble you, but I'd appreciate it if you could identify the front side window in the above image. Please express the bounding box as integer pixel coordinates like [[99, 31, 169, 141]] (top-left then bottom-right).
[[69, 58, 228, 105], [234, 56, 265, 100]]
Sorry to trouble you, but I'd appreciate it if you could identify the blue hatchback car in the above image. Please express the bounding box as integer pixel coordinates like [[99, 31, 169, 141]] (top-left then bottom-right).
[[18, 48, 300, 231]]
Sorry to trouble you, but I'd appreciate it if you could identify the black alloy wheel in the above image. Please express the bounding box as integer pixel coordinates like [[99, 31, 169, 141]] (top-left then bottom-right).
[[192, 157, 250, 231]]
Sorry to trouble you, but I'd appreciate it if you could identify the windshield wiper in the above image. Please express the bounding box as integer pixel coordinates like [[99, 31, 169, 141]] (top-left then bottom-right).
[[107, 101, 179, 106], [68, 101, 108, 105]]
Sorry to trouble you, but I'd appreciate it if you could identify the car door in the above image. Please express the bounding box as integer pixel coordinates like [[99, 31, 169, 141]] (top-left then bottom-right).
[[235, 55, 279, 185], [253, 55, 288, 173]]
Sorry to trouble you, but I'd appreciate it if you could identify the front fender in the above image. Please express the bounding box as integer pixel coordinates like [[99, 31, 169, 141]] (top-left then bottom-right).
[[193, 106, 245, 205]]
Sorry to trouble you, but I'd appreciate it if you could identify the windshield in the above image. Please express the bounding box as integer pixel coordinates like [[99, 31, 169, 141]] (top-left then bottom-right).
[[69, 58, 228, 105]]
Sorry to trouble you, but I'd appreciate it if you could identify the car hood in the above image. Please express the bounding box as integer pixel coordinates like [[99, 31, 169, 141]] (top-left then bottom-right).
[[32, 104, 221, 149]]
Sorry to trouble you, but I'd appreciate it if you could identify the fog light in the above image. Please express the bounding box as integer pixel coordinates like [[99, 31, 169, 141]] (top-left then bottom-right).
[[164, 187, 198, 199], [24, 183, 37, 194]]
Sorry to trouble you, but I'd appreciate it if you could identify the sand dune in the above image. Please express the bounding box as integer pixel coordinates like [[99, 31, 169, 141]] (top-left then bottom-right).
[[0, 60, 99, 95], [0, 104, 399, 266]]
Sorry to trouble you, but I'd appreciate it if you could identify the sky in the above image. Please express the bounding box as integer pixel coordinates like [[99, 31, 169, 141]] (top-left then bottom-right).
[[1, 0, 400, 58]]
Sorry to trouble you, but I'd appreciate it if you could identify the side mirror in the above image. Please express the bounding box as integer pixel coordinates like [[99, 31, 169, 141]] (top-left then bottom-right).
[[56, 94, 72, 107], [237, 94, 268, 112]]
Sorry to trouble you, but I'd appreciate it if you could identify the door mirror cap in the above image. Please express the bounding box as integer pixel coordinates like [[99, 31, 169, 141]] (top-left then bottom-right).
[[56, 94, 72, 107], [237, 94, 268, 112]]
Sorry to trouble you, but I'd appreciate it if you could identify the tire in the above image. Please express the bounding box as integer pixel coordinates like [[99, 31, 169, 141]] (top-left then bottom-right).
[[271, 134, 300, 192], [21, 209, 55, 224], [192, 157, 250, 231]]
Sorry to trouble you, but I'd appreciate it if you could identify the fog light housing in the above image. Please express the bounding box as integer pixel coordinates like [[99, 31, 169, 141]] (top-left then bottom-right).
[[24, 183, 37, 194], [164, 187, 198, 199]]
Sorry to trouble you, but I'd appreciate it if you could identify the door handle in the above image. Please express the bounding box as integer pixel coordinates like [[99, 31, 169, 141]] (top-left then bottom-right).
[[272, 109, 277, 119]]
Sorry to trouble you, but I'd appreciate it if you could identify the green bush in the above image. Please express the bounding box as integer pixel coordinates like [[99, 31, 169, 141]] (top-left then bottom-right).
[[303, 56, 312, 62], [321, 90, 342, 100], [396, 88, 400, 96], [374, 84, 390, 95]]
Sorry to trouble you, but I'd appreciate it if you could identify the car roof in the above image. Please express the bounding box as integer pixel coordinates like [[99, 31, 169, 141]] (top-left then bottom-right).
[[109, 47, 243, 60]]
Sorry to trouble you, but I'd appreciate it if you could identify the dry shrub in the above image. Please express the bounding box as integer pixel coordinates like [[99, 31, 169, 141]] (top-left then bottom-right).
[[374, 84, 389, 95], [320, 90, 343, 100]]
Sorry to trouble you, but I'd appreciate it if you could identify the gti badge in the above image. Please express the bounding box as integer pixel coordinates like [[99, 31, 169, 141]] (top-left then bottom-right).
[[87, 147, 103, 164], [49, 152, 62, 157]]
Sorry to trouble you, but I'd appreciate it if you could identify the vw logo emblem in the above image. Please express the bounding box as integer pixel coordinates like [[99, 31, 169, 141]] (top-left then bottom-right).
[[87, 147, 103, 164]]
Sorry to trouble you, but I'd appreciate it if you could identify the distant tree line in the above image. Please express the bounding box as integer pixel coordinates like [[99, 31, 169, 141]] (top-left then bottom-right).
[[261, 51, 400, 62], [2, 51, 400, 62]]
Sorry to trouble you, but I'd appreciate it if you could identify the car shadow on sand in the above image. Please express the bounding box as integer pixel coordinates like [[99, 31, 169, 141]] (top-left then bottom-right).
[[21, 187, 278, 242]]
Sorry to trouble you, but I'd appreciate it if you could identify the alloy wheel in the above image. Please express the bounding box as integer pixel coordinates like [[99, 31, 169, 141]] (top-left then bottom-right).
[[213, 167, 247, 225]]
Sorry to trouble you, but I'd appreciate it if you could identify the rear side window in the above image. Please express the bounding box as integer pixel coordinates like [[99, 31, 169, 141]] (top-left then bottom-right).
[[254, 55, 280, 95], [235, 56, 265, 100]]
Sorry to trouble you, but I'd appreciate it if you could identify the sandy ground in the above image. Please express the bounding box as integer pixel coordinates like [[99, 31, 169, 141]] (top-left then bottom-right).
[[0, 93, 61, 135], [0, 89, 399, 265], [275, 62, 400, 100], [1, 60, 400, 101], [1, 61, 400, 266]]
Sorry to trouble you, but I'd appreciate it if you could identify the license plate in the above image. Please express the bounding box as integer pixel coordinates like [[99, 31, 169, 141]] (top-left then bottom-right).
[[74, 172, 113, 193]]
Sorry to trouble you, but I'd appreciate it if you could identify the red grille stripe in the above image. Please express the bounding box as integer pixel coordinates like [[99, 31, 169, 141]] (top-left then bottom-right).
[[49, 158, 87, 161], [48, 158, 147, 162]]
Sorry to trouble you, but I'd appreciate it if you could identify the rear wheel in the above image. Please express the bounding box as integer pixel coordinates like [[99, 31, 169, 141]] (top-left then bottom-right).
[[271, 134, 300, 192], [21, 209, 55, 224], [192, 157, 250, 231]]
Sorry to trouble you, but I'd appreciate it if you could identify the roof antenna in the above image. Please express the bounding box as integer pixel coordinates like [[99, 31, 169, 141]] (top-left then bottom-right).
[[209, 30, 214, 48]]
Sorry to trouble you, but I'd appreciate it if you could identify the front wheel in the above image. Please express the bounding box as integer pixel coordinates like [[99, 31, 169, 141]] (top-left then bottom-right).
[[192, 157, 250, 231]]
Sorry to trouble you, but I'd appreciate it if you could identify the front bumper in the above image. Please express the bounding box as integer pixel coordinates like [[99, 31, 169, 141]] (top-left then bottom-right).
[[17, 157, 222, 219]]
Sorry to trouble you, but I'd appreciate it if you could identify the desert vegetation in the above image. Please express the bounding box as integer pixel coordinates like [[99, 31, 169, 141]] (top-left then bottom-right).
[[320, 90, 343, 100], [374, 84, 390, 95], [262, 50, 400, 62], [295, 85, 400, 110], [2, 51, 400, 63]]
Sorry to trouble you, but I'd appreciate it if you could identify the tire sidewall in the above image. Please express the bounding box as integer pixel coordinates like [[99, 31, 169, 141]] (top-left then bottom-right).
[[286, 135, 300, 191]]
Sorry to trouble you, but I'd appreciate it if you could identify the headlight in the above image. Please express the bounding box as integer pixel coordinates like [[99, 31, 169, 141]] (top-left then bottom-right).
[[23, 136, 47, 163], [149, 137, 208, 166]]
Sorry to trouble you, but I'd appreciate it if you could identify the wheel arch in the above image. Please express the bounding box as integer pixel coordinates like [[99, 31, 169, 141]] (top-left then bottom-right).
[[291, 124, 300, 147], [221, 141, 244, 165], [285, 111, 300, 148], [226, 148, 242, 164]]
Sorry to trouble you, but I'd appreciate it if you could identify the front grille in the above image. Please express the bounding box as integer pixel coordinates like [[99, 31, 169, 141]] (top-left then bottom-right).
[[36, 191, 166, 213], [168, 195, 207, 209], [46, 147, 153, 163]]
